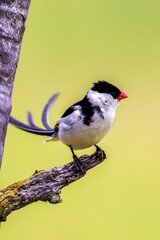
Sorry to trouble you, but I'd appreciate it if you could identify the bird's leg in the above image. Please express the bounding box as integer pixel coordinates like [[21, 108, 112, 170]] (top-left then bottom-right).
[[95, 144, 102, 152], [69, 146, 85, 174], [95, 145, 106, 159]]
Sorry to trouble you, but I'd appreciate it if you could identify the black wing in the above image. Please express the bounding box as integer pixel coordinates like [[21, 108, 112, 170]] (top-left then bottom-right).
[[61, 105, 75, 118], [60, 95, 94, 126], [61, 97, 85, 118]]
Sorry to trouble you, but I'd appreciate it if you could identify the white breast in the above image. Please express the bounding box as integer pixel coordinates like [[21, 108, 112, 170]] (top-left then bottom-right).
[[58, 106, 116, 150]]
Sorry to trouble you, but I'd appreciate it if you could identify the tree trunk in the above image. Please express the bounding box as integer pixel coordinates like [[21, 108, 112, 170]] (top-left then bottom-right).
[[0, 0, 31, 167]]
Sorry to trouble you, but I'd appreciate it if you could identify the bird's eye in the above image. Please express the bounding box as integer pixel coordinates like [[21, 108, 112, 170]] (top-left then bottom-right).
[[110, 91, 119, 99], [110, 92, 116, 98]]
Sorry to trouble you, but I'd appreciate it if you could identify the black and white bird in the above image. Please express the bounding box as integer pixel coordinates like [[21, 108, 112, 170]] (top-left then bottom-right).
[[10, 81, 128, 172]]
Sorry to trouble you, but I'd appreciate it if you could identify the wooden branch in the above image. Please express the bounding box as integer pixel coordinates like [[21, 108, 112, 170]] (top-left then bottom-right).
[[0, 149, 106, 223]]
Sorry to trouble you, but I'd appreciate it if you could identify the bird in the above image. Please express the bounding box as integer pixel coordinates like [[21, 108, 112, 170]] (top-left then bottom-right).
[[9, 81, 128, 172]]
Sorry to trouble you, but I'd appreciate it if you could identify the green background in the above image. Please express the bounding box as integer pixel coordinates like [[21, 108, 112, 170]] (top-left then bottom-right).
[[1, 0, 160, 239]]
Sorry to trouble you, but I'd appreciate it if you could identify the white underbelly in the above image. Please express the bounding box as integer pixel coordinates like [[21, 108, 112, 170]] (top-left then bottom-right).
[[58, 111, 115, 150]]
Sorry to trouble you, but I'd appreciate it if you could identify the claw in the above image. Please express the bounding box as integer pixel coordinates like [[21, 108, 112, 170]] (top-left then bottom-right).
[[95, 145, 106, 159]]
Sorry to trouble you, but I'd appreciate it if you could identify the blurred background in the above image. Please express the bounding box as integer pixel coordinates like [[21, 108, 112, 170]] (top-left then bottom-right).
[[1, 0, 160, 239]]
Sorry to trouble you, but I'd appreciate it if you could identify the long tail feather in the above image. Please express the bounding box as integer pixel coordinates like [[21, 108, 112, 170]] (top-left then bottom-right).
[[42, 93, 59, 130], [9, 116, 54, 136], [9, 93, 60, 136], [27, 111, 42, 129]]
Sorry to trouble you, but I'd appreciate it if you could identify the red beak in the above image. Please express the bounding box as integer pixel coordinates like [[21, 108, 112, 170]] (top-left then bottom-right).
[[118, 91, 128, 101]]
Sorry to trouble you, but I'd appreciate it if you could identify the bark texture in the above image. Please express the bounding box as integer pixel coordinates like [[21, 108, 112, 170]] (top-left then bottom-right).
[[0, 149, 106, 222], [0, 0, 31, 167]]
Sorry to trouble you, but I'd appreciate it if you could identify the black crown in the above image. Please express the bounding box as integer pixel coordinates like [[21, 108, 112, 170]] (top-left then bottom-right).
[[92, 80, 120, 99]]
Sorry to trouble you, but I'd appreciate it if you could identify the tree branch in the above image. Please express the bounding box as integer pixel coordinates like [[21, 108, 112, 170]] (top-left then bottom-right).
[[0, 0, 31, 167], [0, 149, 106, 223]]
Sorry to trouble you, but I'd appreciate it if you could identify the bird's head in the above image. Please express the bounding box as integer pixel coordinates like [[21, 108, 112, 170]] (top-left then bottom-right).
[[92, 80, 128, 100], [87, 80, 128, 108]]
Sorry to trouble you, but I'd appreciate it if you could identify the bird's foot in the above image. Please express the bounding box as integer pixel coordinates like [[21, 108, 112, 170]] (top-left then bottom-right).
[[73, 155, 86, 175], [95, 145, 106, 159], [69, 145, 86, 175]]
